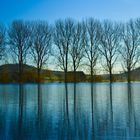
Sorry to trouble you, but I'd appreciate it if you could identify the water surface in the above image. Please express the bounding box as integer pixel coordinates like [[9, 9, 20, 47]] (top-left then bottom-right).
[[0, 82, 139, 140]]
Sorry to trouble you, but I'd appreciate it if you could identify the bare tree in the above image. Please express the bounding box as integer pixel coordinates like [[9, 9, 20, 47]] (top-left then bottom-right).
[[8, 20, 31, 82], [84, 18, 101, 136], [84, 18, 101, 82], [120, 19, 140, 82], [99, 21, 121, 83], [53, 19, 74, 82], [69, 21, 85, 118], [30, 21, 52, 82], [70, 22, 85, 81], [99, 21, 121, 124], [53, 19, 74, 124], [0, 23, 5, 62]]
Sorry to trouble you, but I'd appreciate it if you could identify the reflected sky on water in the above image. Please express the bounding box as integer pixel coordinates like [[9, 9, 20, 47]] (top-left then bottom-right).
[[0, 82, 140, 140]]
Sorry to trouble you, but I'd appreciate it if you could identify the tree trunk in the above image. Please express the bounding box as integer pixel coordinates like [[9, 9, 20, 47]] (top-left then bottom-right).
[[109, 68, 113, 83], [65, 49, 68, 83], [127, 69, 131, 83], [19, 61, 23, 83], [74, 67, 76, 82], [37, 68, 41, 83], [74, 67, 76, 116], [91, 62, 93, 82]]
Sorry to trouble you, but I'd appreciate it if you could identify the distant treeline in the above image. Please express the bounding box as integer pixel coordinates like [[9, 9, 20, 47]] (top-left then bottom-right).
[[0, 18, 140, 83]]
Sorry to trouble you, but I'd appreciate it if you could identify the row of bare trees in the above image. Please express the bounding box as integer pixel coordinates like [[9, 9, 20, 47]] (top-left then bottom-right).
[[0, 18, 140, 83], [7, 21, 52, 82]]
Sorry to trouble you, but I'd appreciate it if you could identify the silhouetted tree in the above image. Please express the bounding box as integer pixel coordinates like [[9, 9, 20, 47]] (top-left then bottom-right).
[[99, 21, 120, 124], [54, 19, 74, 124], [53, 19, 74, 82], [84, 18, 101, 139], [99, 21, 121, 83], [8, 20, 30, 82], [70, 22, 85, 116], [84, 18, 101, 82], [30, 21, 52, 82], [120, 19, 140, 83], [70, 22, 85, 81]]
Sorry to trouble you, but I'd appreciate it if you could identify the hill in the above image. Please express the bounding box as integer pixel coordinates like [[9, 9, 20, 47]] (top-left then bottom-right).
[[0, 64, 140, 83], [0, 64, 86, 83], [96, 67, 140, 82]]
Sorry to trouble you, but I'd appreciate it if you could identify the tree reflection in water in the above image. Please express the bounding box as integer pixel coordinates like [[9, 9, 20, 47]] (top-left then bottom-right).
[[0, 83, 139, 139]]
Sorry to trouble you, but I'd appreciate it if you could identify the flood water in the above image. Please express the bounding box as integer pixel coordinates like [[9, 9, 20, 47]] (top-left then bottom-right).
[[0, 82, 140, 140]]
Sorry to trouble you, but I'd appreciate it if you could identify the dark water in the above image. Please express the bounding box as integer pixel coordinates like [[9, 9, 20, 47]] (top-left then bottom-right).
[[0, 82, 140, 140]]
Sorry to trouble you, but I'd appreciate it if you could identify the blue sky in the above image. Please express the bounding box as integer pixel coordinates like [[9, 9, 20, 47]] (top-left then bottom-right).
[[0, 0, 140, 23]]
